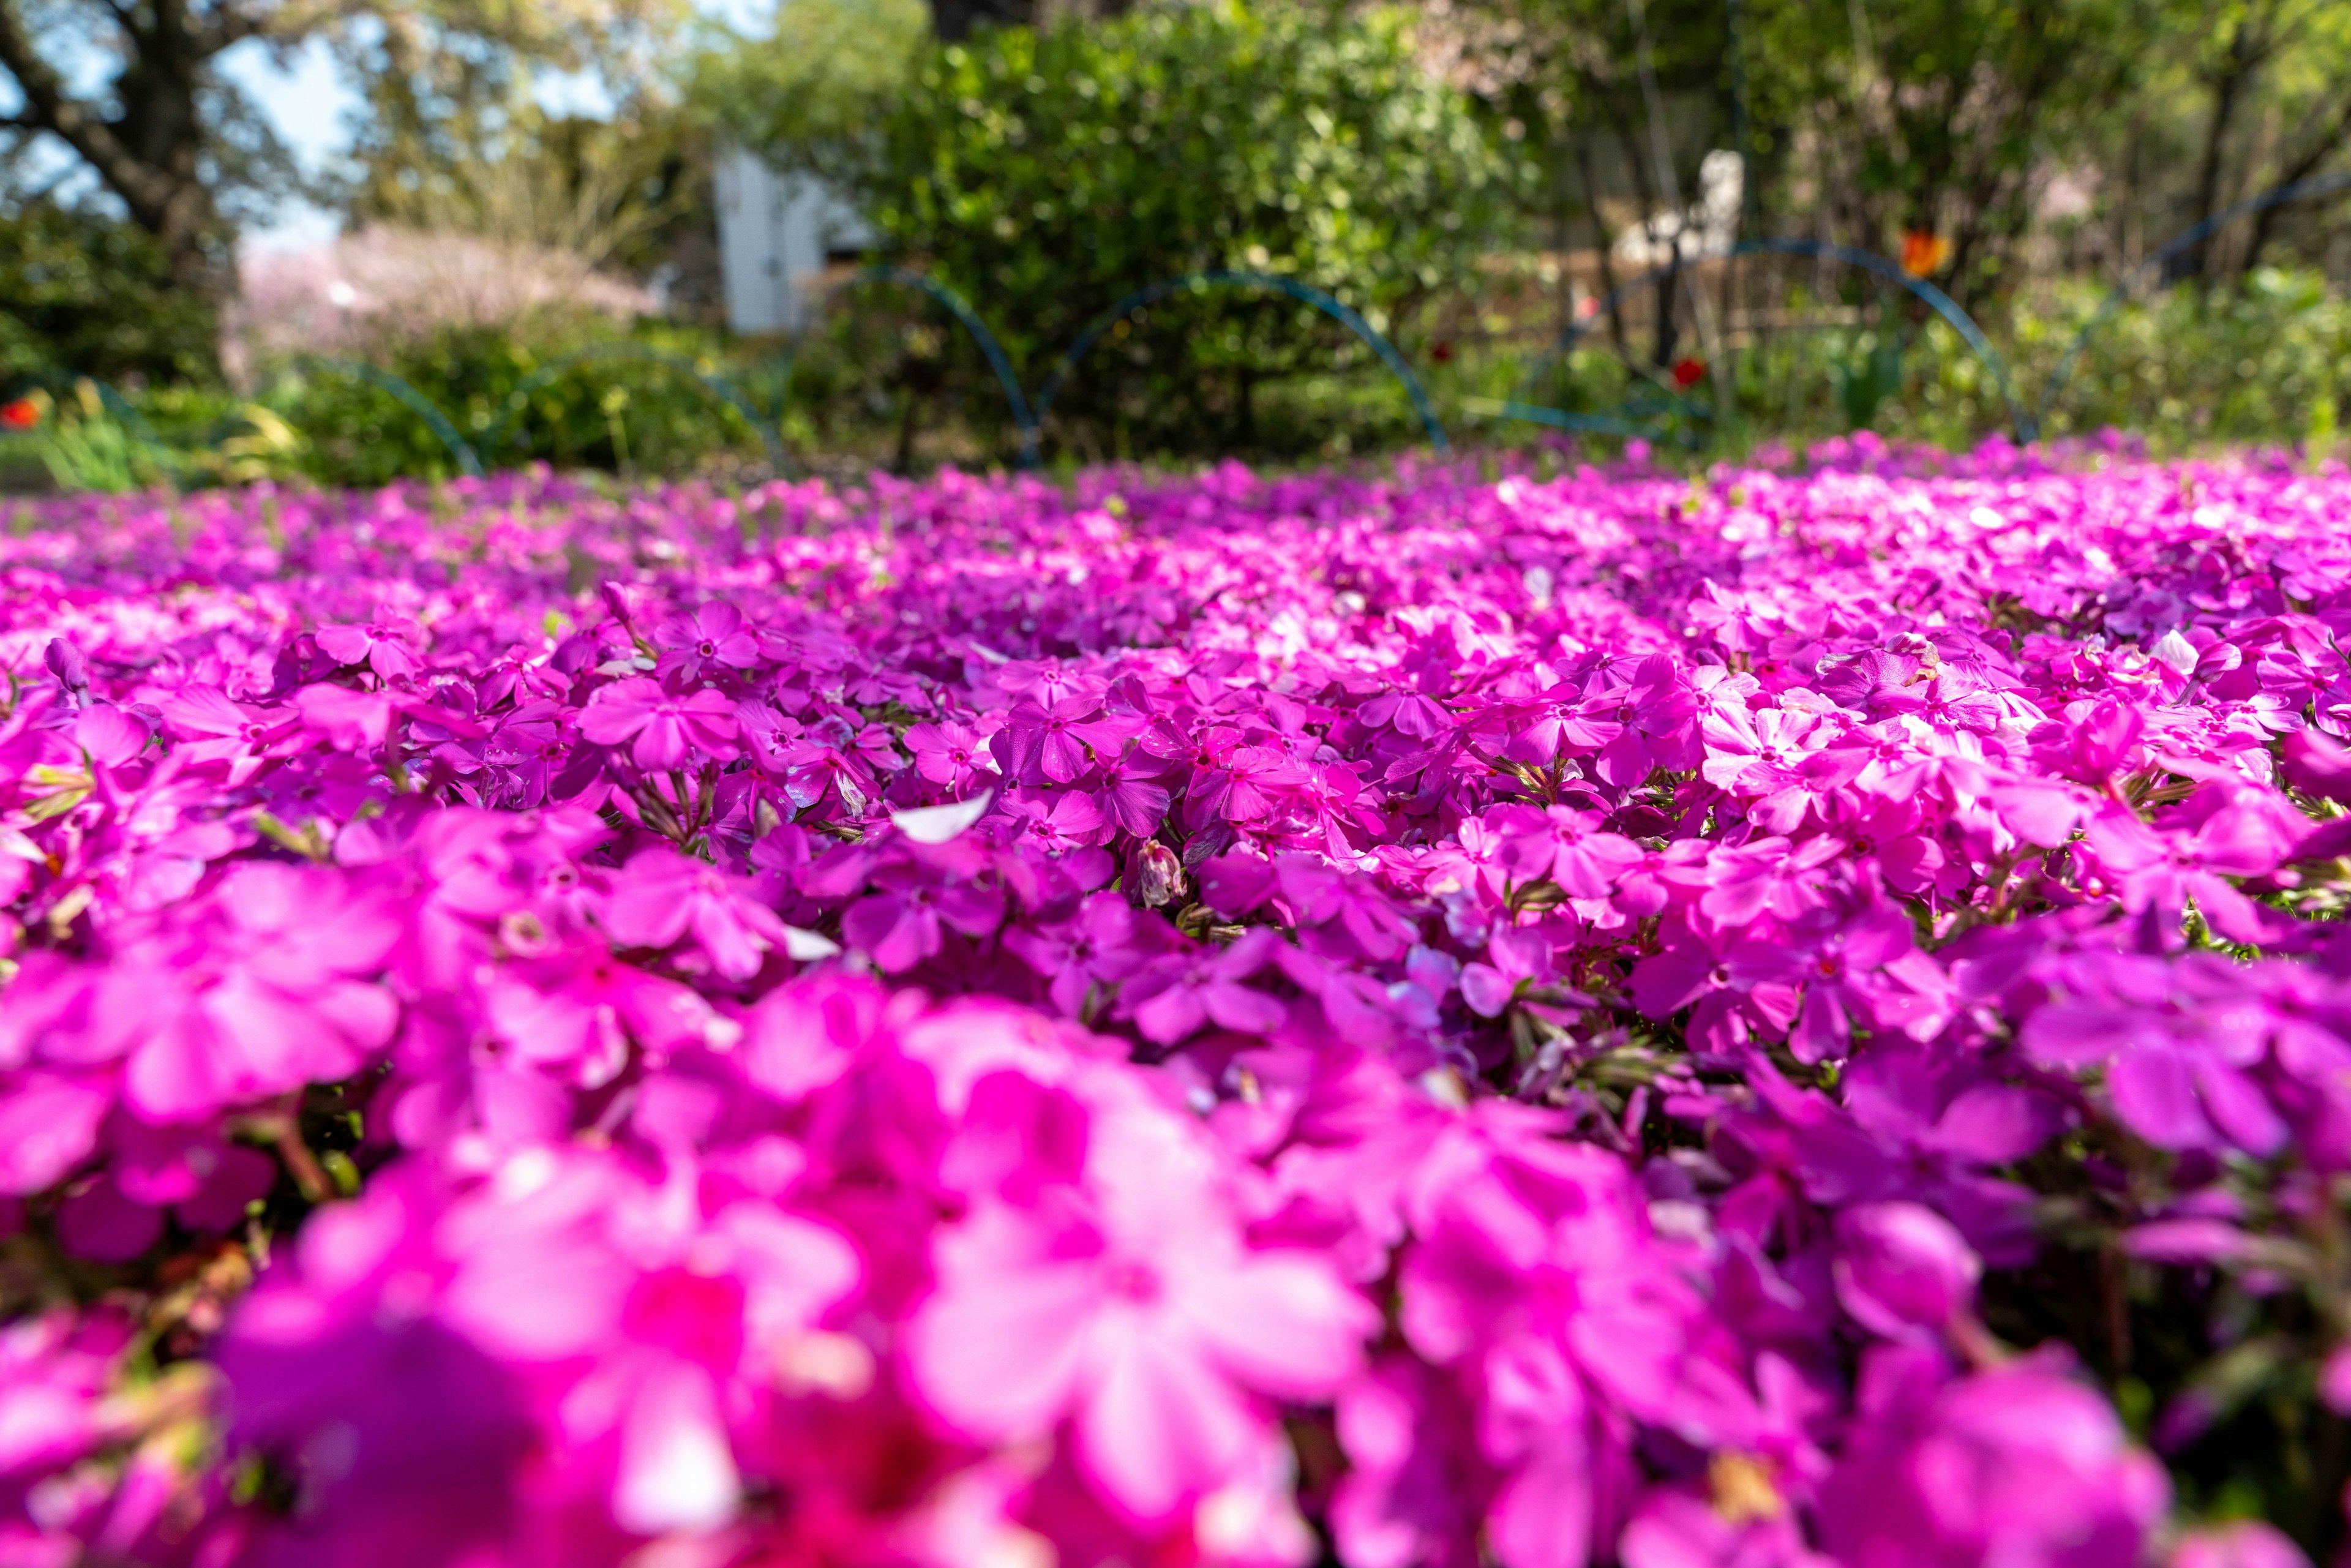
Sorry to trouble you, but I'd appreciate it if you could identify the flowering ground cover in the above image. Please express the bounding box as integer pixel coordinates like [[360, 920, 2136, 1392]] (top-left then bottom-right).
[[4, 436, 2351, 1566]]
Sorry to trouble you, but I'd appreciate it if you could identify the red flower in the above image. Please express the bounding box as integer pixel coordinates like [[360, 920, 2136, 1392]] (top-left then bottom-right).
[[1670, 357, 1706, 390], [1902, 230, 1953, 278], [0, 398, 39, 429], [1431, 340, 1455, 364]]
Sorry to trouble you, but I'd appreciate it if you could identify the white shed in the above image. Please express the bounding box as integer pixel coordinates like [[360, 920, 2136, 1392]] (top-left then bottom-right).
[[714, 144, 874, 335]]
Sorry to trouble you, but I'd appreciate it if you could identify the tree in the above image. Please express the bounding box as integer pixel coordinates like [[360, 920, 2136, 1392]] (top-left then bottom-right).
[[852, 0, 1517, 456], [1733, 0, 2149, 304], [684, 0, 928, 173], [0, 0, 676, 297]]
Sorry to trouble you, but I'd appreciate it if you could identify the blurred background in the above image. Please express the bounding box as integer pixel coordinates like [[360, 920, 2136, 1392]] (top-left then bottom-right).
[[1, 0, 2349, 487]]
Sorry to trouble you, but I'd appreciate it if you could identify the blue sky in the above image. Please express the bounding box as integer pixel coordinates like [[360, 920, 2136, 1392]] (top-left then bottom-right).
[[217, 0, 777, 248], [217, 37, 354, 248]]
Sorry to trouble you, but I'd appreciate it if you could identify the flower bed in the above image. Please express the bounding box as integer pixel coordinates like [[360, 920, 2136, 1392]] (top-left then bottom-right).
[[1, 440, 2345, 1566]]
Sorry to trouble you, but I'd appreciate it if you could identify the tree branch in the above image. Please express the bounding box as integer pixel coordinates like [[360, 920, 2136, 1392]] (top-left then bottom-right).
[[0, 0, 175, 214]]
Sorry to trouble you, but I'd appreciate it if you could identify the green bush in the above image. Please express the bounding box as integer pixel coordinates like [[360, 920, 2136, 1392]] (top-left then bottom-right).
[[249, 317, 776, 487], [855, 0, 1518, 459], [2018, 270, 2351, 451], [0, 204, 218, 386]]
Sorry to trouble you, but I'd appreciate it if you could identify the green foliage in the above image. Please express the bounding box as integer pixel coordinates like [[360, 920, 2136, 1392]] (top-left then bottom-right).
[[251, 317, 771, 488], [684, 0, 929, 176], [1741, 0, 2146, 301], [855, 0, 1519, 457], [2023, 269, 2351, 451], [0, 204, 219, 384]]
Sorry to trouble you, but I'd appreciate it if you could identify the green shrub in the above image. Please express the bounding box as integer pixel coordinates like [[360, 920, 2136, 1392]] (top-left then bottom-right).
[[250, 317, 776, 487], [0, 204, 219, 386], [2020, 269, 2351, 451], [855, 0, 1518, 459]]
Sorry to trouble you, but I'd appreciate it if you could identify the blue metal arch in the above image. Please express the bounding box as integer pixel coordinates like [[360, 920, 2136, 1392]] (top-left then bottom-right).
[[294, 356, 484, 478], [1501, 237, 2030, 445], [837, 266, 1040, 467], [476, 342, 791, 475], [2036, 169, 2351, 430], [1029, 269, 1450, 456]]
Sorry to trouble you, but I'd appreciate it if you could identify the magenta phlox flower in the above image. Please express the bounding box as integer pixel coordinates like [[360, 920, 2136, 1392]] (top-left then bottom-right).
[[1005, 893, 1155, 1015], [217, 1171, 538, 1568], [905, 1093, 1374, 1524], [1489, 804, 1642, 900], [1461, 927, 1557, 1019], [1815, 1346, 2167, 1568], [78, 863, 404, 1123], [1292, 757, 1385, 858], [1701, 702, 1828, 794], [1670, 836, 1843, 935], [1272, 855, 1418, 963], [1331, 1354, 1491, 1568], [1831, 1201, 1981, 1344], [994, 696, 1136, 786], [1818, 648, 2010, 735], [0, 1309, 120, 1485], [2034, 696, 2148, 786], [316, 612, 424, 681], [906, 718, 999, 790], [1507, 655, 1698, 787], [1093, 747, 1176, 839], [1359, 689, 1453, 741], [1417, 813, 1518, 902], [653, 600, 761, 684], [600, 846, 792, 981], [763, 711, 899, 815], [1722, 899, 1950, 1062], [1614, 1484, 1828, 1568], [841, 856, 1007, 973], [1629, 926, 1799, 1058], [2077, 782, 2303, 944], [484, 943, 725, 1087], [2170, 1521, 2314, 1568], [1118, 928, 1290, 1045], [2020, 950, 2290, 1157], [1182, 727, 1307, 827], [1397, 1113, 1703, 1568], [1003, 790, 1110, 857], [0, 1068, 112, 1195], [291, 681, 394, 753], [481, 699, 579, 805], [580, 677, 740, 771], [156, 685, 303, 773], [1499, 680, 1625, 769], [70, 703, 149, 768], [1399, 1109, 1700, 1419]]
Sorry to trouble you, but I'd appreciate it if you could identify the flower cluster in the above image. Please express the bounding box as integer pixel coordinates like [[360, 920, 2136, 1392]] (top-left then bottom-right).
[[2, 437, 2349, 1565]]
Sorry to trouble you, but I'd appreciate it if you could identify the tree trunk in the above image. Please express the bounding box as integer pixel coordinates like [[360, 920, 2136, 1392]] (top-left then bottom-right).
[[928, 0, 1037, 43], [0, 0, 231, 296], [2245, 89, 2351, 270], [2184, 22, 2260, 283]]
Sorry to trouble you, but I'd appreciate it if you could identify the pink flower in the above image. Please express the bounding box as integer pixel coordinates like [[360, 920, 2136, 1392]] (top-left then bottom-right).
[[579, 677, 740, 770], [1119, 928, 1289, 1045], [104, 863, 402, 1122], [1817, 1348, 2168, 1568], [317, 614, 424, 681], [654, 601, 761, 684], [1003, 790, 1108, 856], [906, 1101, 1373, 1523], [1004, 893, 1155, 1015], [840, 857, 1006, 973], [1832, 1201, 1981, 1343], [600, 846, 790, 980]]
